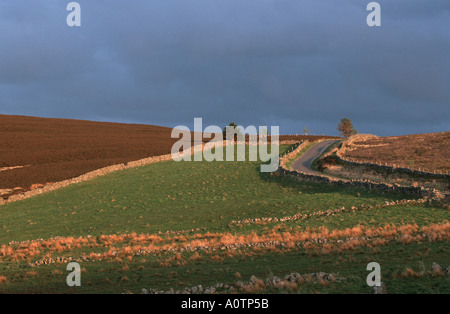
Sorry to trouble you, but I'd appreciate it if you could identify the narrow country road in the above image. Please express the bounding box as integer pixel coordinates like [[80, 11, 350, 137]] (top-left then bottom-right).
[[290, 139, 339, 175]]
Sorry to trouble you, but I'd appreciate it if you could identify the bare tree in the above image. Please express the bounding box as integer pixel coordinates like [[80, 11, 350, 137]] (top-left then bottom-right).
[[303, 127, 310, 136]]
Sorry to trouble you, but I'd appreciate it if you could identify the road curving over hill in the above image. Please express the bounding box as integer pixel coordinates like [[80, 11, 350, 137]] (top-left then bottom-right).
[[290, 139, 340, 175]]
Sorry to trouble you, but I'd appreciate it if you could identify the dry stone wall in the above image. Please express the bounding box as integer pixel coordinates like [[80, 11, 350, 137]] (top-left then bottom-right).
[[279, 140, 448, 199]]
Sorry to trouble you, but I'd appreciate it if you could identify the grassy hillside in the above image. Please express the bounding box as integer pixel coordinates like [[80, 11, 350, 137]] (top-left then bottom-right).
[[0, 145, 416, 243], [0, 145, 448, 293], [0, 114, 336, 199]]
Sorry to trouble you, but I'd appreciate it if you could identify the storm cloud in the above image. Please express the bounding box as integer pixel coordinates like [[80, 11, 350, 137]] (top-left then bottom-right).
[[0, 0, 449, 136]]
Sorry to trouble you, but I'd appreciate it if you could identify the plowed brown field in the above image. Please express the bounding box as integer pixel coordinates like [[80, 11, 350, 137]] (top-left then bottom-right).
[[0, 115, 187, 191], [343, 132, 450, 173]]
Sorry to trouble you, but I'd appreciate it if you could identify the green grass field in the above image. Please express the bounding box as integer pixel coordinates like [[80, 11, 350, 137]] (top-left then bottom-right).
[[0, 145, 448, 293]]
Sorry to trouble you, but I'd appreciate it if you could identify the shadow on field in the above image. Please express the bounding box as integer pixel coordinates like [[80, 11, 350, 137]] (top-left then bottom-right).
[[255, 163, 415, 201]]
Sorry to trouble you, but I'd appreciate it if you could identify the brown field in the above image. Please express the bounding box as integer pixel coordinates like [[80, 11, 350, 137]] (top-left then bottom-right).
[[0, 114, 335, 194], [343, 132, 450, 173], [0, 115, 184, 192]]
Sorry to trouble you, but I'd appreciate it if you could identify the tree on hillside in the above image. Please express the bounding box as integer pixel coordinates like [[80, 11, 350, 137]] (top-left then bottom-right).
[[223, 122, 243, 140], [337, 118, 357, 138]]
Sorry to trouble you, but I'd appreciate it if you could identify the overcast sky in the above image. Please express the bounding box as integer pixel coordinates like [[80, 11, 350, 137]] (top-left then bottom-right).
[[0, 0, 449, 136]]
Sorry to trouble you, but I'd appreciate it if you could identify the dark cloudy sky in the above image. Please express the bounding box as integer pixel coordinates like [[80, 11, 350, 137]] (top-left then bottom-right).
[[1, 0, 449, 136]]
